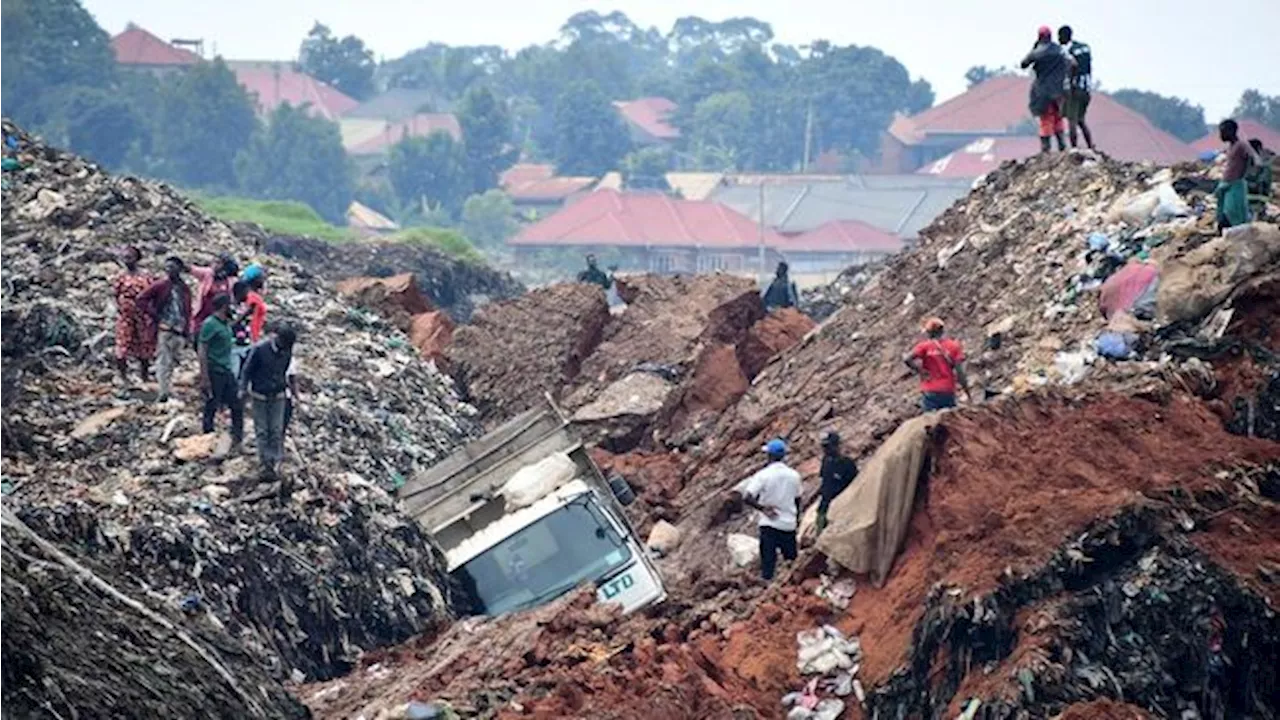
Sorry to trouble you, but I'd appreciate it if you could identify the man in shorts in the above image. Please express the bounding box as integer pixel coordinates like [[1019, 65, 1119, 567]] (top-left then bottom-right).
[[1058, 25, 1095, 150]]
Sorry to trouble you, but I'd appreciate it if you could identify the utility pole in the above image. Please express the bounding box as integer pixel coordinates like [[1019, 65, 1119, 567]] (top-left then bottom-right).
[[802, 98, 814, 172]]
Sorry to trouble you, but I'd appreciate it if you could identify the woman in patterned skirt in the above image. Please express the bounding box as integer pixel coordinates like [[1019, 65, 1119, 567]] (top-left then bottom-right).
[[113, 245, 156, 382]]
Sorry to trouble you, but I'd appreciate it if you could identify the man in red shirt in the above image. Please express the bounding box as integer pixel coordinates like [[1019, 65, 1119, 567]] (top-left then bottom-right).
[[904, 317, 970, 411]]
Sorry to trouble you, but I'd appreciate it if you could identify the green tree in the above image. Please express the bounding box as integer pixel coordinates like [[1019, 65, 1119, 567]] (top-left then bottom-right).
[[690, 91, 753, 170], [461, 190, 518, 249], [1110, 89, 1207, 142], [388, 131, 468, 217], [1234, 90, 1280, 131], [235, 103, 353, 223], [56, 87, 147, 169], [1, 0, 115, 127], [152, 58, 259, 189], [621, 146, 672, 190], [298, 22, 376, 100], [458, 85, 517, 194], [552, 80, 632, 176]]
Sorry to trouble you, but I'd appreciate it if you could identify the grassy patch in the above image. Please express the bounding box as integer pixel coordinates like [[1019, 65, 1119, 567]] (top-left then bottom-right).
[[385, 227, 485, 264], [195, 195, 354, 243]]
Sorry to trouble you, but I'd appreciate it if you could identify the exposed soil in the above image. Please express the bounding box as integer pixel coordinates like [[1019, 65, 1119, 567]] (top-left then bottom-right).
[[337, 273, 435, 330], [1053, 699, 1154, 719]]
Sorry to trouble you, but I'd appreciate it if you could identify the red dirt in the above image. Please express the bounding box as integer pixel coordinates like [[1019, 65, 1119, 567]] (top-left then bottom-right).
[[409, 310, 455, 365], [590, 448, 688, 527], [336, 273, 434, 330], [1188, 500, 1280, 606], [448, 284, 610, 423], [737, 308, 815, 379], [845, 392, 1280, 686], [1053, 699, 1154, 719]]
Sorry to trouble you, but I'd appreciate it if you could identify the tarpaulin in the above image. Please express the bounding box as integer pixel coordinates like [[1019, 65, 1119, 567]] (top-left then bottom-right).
[[1099, 261, 1159, 319]]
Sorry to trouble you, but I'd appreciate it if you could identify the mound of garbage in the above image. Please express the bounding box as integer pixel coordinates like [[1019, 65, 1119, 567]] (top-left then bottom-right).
[[1, 514, 309, 719], [260, 231, 524, 322], [1, 119, 479, 704]]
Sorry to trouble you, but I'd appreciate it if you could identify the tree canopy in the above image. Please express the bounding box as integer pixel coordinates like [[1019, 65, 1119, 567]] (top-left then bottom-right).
[[1, 0, 115, 127], [1110, 89, 1207, 142], [388, 131, 469, 217], [152, 59, 260, 189], [552, 80, 632, 176], [235, 103, 354, 223], [1234, 90, 1280, 131], [458, 86, 518, 195], [298, 22, 376, 101]]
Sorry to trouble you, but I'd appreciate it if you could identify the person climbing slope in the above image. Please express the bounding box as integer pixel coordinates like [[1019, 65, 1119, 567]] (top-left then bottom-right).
[[112, 245, 155, 384], [729, 439, 802, 581], [904, 317, 970, 411], [816, 431, 858, 535], [1020, 25, 1069, 153]]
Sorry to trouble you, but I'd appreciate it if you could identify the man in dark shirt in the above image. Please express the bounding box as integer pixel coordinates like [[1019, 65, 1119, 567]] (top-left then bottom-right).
[[241, 325, 296, 478], [816, 431, 857, 535], [1058, 26, 1095, 150], [577, 254, 613, 289], [762, 262, 800, 310], [139, 256, 193, 402], [198, 294, 243, 452], [1217, 119, 1260, 231], [1020, 26, 1069, 153]]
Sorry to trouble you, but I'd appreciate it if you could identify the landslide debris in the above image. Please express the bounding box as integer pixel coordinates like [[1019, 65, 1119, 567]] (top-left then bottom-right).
[[1, 119, 478, 702], [1, 515, 308, 719], [260, 230, 524, 322]]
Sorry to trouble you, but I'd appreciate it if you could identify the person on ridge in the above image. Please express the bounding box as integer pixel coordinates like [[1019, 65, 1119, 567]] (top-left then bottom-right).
[[904, 317, 970, 412], [577, 254, 613, 289], [762, 261, 800, 310], [1216, 119, 1260, 232], [816, 431, 858, 535], [240, 325, 297, 479], [198, 294, 244, 453], [1020, 26, 1069, 153], [729, 438, 802, 581], [190, 253, 240, 341], [112, 245, 155, 384], [1058, 25, 1095, 150], [138, 256, 193, 403]]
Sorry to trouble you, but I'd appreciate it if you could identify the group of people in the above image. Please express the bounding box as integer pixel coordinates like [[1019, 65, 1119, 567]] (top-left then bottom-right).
[[1021, 24, 1095, 153], [729, 316, 969, 581], [112, 248, 298, 479]]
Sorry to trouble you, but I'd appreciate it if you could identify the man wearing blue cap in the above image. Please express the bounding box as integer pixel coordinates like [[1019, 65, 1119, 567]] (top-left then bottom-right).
[[730, 438, 802, 580]]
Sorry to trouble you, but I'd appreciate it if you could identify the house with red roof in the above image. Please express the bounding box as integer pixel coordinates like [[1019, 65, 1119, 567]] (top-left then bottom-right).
[[880, 75, 1198, 175], [509, 189, 894, 275], [614, 97, 680, 147], [1190, 119, 1280, 155], [225, 61, 358, 122], [498, 164, 599, 218], [110, 24, 200, 74]]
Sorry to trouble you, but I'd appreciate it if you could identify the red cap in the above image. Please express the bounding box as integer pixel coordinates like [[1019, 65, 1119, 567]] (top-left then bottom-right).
[[1038, 25, 1052, 38]]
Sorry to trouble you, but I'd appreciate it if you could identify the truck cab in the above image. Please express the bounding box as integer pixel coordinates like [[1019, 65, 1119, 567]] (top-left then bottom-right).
[[399, 398, 665, 617]]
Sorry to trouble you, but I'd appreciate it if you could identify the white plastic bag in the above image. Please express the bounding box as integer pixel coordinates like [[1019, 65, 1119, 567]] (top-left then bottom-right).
[[726, 533, 759, 568], [1153, 182, 1189, 220], [503, 453, 577, 508]]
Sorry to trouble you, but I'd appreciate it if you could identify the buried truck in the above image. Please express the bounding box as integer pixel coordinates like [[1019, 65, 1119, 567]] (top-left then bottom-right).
[[399, 397, 666, 616]]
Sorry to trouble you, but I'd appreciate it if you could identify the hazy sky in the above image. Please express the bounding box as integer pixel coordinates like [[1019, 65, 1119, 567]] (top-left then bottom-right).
[[83, 0, 1279, 120]]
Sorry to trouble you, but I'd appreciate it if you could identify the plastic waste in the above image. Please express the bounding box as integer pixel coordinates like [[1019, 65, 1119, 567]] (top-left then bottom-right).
[[1053, 349, 1095, 385], [727, 533, 759, 567], [1094, 331, 1137, 359]]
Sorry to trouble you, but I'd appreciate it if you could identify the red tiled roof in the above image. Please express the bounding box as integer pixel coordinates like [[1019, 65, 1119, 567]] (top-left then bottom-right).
[[232, 65, 359, 122], [111, 27, 200, 66], [614, 97, 680, 141], [783, 220, 904, 254], [917, 136, 1044, 177], [511, 189, 782, 249], [506, 176, 597, 202], [897, 76, 1198, 166], [500, 163, 555, 190], [1191, 119, 1280, 154], [345, 113, 461, 155]]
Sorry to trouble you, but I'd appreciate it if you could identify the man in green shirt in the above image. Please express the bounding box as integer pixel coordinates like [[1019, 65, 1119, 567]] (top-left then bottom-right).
[[198, 293, 244, 450]]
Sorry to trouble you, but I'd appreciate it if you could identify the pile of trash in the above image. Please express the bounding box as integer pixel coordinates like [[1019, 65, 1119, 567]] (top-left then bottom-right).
[[1, 119, 479, 700], [1, 513, 309, 719], [798, 262, 881, 321], [336, 273, 457, 363], [260, 230, 524, 322], [784, 624, 863, 719]]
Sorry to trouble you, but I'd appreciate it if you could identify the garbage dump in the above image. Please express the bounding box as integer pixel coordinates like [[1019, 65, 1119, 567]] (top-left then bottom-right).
[[259, 229, 524, 322], [1, 119, 480, 701], [1, 513, 308, 719]]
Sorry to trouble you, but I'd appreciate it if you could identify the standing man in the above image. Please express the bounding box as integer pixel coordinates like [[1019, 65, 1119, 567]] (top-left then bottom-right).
[[1020, 26, 1069, 153], [240, 263, 269, 342], [198, 294, 244, 453], [112, 245, 155, 383], [762, 261, 800, 310], [1216, 120, 1259, 232], [729, 439, 802, 581], [577, 254, 613, 289], [240, 326, 296, 479], [1058, 25, 1095, 150], [138, 256, 193, 403], [904, 317, 970, 412], [191, 254, 239, 339], [815, 431, 858, 535]]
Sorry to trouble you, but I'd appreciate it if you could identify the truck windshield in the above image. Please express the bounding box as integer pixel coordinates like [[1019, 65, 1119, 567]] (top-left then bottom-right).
[[453, 499, 632, 616]]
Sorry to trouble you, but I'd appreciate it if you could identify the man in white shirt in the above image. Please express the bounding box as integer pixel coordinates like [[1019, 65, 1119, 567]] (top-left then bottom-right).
[[730, 438, 802, 580]]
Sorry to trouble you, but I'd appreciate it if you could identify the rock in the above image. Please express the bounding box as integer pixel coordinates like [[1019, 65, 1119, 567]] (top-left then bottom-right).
[[727, 533, 759, 568], [738, 308, 816, 379], [572, 372, 674, 422], [646, 520, 683, 553]]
